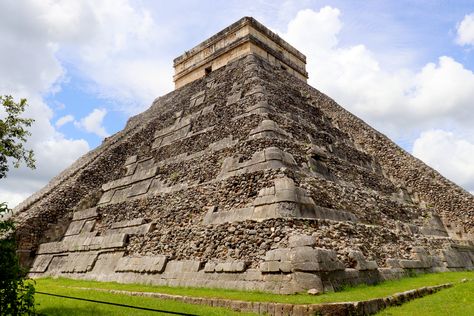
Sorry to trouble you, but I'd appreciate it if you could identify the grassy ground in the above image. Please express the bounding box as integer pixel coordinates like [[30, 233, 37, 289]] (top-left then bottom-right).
[[35, 282, 257, 315], [35, 271, 474, 307], [377, 280, 474, 316]]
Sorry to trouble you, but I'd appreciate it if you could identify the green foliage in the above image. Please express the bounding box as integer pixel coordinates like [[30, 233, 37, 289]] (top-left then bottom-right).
[[0, 205, 38, 315], [0, 95, 35, 179], [0, 95, 37, 315]]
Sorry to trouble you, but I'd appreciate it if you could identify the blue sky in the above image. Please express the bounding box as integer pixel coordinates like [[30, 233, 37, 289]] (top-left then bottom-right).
[[1, 0, 474, 207]]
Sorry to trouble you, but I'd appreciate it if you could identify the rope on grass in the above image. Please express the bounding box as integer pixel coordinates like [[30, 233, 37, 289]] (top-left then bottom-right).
[[36, 291, 198, 315]]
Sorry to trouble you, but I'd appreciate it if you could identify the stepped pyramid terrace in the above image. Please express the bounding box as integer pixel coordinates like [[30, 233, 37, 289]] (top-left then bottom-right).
[[12, 17, 474, 294]]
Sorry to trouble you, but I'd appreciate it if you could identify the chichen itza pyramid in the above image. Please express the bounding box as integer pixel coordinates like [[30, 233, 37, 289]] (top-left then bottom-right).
[[13, 17, 474, 294]]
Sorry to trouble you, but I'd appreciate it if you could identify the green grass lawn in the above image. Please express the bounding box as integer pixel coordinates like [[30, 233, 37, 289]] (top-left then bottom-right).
[[35, 271, 474, 307], [34, 283, 257, 316], [377, 280, 474, 316]]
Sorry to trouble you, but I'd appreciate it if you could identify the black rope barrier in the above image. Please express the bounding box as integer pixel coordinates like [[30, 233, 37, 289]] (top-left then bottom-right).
[[36, 291, 198, 315]]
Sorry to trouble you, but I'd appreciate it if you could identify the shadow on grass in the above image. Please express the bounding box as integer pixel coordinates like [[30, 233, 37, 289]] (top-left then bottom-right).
[[38, 306, 117, 316]]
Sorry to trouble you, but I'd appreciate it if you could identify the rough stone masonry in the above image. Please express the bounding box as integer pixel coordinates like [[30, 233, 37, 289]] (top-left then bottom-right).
[[12, 17, 474, 294]]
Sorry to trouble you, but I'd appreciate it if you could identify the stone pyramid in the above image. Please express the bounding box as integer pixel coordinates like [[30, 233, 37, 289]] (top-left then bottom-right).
[[14, 17, 474, 294]]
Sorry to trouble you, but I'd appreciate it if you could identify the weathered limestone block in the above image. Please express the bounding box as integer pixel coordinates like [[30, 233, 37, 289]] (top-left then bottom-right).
[[443, 246, 474, 268], [124, 163, 137, 176], [153, 117, 192, 148], [190, 90, 206, 107], [136, 158, 154, 172], [124, 164, 137, 176], [128, 179, 152, 197], [131, 167, 157, 183], [288, 235, 316, 248], [202, 207, 255, 225], [64, 220, 85, 236], [61, 252, 98, 273], [107, 224, 153, 236], [207, 136, 237, 152], [124, 155, 137, 166], [260, 261, 292, 273], [37, 242, 65, 255], [212, 261, 247, 273], [30, 255, 54, 273], [90, 251, 125, 275], [419, 213, 449, 237], [290, 247, 345, 272], [313, 206, 358, 222], [100, 167, 157, 201], [98, 190, 114, 204], [265, 147, 297, 166], [62, 232, 97, 242], [398, 259, 426, 269], [100, 234, 128, 249], [46, 255, 67, 273], [111, 218, 146, 229], [154, 117, 192, 139], [40, 233, 127, 254], [348, 250, 378, 271], [218, 147, 297, 179], [115, 255, 167, 273], [165, 260, 202, 273], [249, 119, 291, 140], [265, 248, 291, 261], [83, 218, 96, 230], [203, 262, 216, 273], [245, 84, 265, 96], [226, 90, 242, 105], [280, 272, 324, 294], [110, 188, 131, 204], [200, 104, 215, 116], [245, 101, 273, 116], [107, 218, 153, 235], [253, 177, 314, 207], [411, 247, 433, 268], [72, 208, 98, 221]]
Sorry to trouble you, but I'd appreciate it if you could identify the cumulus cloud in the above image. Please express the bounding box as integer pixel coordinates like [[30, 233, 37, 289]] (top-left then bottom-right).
[[55, 114, 74, 128], [0, 0, 176, 207], [413, 130, 474, 191], [281, 7, 474, 135], [75, 109, 109, 138], [456, 13, 474, 46], [279, 7, 474, 191], [53, 0, 173, 112]]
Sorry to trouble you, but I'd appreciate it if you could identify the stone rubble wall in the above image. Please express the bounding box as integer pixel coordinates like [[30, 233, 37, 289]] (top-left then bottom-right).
[[19, 54, 474, 293]]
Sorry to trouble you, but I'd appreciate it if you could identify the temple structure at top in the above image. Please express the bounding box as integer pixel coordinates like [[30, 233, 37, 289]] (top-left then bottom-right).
[[173, 17, 308, 89]]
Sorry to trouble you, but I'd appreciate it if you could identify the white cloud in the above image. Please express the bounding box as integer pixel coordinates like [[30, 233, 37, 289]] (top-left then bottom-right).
[[0, 1, 96, 207], [0, 0, 175, 207], [279, 7, 474, 191], [54, 0, 173, 112], [456, 13, 474, 46], [75, 108, 109, 138], [55, 114, 74, 128], [413, 130, 474, 191], [281, 7, 474, 136]]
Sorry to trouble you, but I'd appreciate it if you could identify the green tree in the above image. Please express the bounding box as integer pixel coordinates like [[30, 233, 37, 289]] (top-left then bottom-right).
[[0, 95, 35, 179], [0, 95, 37, 315]]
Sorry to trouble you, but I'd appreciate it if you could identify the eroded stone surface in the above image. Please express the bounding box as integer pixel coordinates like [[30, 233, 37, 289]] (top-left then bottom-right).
[[13, 25, 474, 294]]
